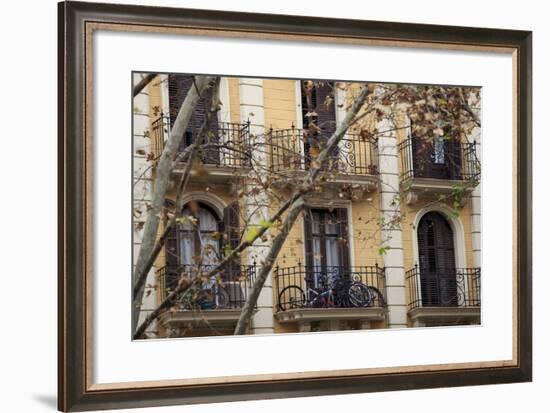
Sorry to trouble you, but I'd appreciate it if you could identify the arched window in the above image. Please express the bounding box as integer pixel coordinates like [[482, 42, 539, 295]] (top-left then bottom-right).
[[178, 204, 220, 266], [165, 200, 240, 272], [166, 202, 222, 268], [417, 211, 458, 306]]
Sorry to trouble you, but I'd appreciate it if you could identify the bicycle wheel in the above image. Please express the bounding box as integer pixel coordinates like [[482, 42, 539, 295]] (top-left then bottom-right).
[[347, 282, 373, 307], [278, 286, 306, 311], [367, 286, 386, 307], [213, 287, 230, 309]]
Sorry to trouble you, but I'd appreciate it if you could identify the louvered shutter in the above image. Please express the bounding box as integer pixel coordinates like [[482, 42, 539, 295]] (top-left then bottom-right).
[[223, 201, 240, 279], [411, 134, 422, 177], [303, 208, 314, 269], [334, 208, 350, 272], [315, 81, 336, 137], [167, 75, 219, 164], [445, 138, 462, 180], [417, 212, 457, 306], [165, 224, 179, 267], [433, 213, 457, 305], [301, 81, 337, 169], [417, 218, 435, 306], [164, 220, 179, 294], [302, 208, 315, 288], [163, 200, 179, 270]]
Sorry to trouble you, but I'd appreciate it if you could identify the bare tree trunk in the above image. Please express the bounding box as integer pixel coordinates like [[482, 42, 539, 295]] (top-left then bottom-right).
[[133, 73, 156, 98], [132, 76, 216, 334], [233, 198, 304, 335], [233, 84, 371, 335], [134, 83, 370, 339], [131, 144, 195, 300], [133, 189, 303, 339]]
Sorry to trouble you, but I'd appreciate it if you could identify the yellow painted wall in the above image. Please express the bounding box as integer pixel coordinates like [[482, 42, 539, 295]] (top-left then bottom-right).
[[349, 194, 384, 267], [262, 79, 303, 333], [143, 77, 480, 335], [147, 75, 164, 159], [264, 80, 387, 333], [390, 108, 478, 314], [227, 77, 241, 124], [263, 79, 297, 130]]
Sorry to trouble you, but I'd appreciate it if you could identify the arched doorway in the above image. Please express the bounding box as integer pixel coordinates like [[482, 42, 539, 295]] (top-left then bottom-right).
[[417, 211, 458, 306]]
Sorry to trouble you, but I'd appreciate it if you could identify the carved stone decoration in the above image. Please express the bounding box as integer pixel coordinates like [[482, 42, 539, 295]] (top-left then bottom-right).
[[405, 191, 419, 205]]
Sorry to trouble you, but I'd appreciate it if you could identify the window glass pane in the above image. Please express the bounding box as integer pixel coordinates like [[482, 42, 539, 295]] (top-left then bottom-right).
[[199, 208, 218, 231], [325, 220, 338, 235], [312, 237, 322, 267], [326, 238, 341, 267], [179, 236, 194, 266], [311, 211, 321, 234], [433, 137, 446, 164], [179, 208, 194, 230]]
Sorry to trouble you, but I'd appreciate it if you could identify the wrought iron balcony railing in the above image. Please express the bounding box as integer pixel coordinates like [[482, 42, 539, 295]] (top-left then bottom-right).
[[151, 114, 170, 162], [399, 136, 480, 182], [406, 266, 481, 310], [275, 264, 386, 311], [152, 115, 252, 169], [157, 264, 256, 310], [268, 126, 379, 177]]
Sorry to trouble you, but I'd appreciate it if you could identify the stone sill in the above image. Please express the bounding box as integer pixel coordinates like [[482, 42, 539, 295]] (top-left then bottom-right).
[[408, 306, 481, 323], [159, 309, 254, 328], [275, 307, 387, 324], [172, 164, 250, 182]]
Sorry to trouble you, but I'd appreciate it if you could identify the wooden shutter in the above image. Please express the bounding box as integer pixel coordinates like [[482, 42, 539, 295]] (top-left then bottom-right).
[[303, 208, 314, 270], [411, 134, 435, 179], [411, 134, 422, 177], [164, 215, 179, 294], [167, 75, 219, 163], [315, 81, 336, 137], [334, 208, 350, 271], [417, 212, 457, 306], [165, 224, 179, 268], [300, 81, 336, 134], [445, 138, 462, 180], [223, 201, 240, 279], [301, 81, 337, 170], [162, 200, 179, 269]]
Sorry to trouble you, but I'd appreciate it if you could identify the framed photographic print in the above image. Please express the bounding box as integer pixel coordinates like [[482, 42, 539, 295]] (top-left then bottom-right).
[[58, 1, 532, 411]]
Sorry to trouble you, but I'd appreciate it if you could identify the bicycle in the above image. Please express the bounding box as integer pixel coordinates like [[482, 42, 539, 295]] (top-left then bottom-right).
[[179, 277, 230, 310], [278, 272, 374, 311]]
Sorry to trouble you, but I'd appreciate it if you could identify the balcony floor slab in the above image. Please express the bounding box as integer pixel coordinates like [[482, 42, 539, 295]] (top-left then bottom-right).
[[275, 307, 387, 324]]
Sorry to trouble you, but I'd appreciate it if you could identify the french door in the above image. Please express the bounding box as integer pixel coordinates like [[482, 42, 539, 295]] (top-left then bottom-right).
[[417, 211, 458, 306], [304, 208, 350, 287]]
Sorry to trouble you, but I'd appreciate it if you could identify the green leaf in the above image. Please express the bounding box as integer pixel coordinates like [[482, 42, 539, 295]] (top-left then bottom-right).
[[245, 227, 260, 243]]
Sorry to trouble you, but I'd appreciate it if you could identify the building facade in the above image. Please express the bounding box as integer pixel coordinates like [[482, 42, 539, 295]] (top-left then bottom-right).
[[133, 74, 481, 338]]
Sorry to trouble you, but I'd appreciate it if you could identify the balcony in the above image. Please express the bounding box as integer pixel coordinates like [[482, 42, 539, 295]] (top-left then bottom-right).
[[406, 266, 481, 326], [152, 115, 252, 181], [267, 126, 379, 193], [398, 136, 480, 204], [274, 264, 387, 330], [156, 264, 256, 329]]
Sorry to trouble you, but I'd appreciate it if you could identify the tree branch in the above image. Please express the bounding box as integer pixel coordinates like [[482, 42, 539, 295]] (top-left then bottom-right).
[[131, 144, 196, 301], [133, 83, 370, 339], [132, 75, 216, 333], [133, 73, 156, 98], [233, 84, 371, 334]]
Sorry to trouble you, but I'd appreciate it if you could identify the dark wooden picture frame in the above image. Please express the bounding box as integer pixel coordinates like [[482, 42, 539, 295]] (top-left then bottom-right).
[[58, 1, 532, 411]]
